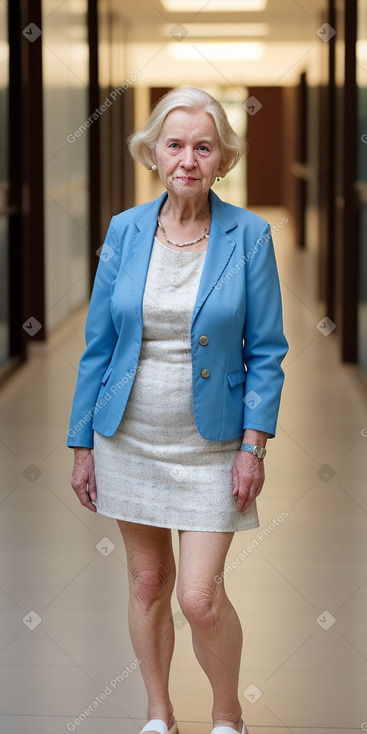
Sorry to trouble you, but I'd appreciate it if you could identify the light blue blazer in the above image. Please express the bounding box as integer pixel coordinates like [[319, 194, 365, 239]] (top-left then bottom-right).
[[67, 189, 288, 448]]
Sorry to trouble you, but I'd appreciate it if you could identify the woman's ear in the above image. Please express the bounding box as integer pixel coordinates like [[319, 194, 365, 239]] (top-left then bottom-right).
[[216, 162, 225, 178]]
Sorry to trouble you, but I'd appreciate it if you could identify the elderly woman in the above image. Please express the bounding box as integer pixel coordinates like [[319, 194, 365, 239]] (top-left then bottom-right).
[[68, 87, 288, 734]]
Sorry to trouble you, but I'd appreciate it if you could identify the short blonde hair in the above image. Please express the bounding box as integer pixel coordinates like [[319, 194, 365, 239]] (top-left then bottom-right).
[[127, 87, 247, 177]]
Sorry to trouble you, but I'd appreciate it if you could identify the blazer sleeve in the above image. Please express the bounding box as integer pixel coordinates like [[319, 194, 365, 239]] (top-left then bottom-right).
[[242, 222, 288, 438], [66, 218, 121, 448]]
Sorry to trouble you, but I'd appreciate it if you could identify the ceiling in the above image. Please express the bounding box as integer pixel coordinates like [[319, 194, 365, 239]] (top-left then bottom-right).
[[104, 0, 331, 86], [117, 0, 329, 43]]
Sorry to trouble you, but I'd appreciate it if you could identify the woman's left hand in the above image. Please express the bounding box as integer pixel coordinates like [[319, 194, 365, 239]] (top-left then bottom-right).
[[232, 451, 265, 513]]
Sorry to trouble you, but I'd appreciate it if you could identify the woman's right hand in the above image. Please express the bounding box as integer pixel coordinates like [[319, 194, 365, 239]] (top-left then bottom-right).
[[71, 448, 97, 512]]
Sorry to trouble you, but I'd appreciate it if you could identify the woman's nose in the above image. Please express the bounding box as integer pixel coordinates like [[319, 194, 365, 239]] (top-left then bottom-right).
[[180, 148, 197, 169]]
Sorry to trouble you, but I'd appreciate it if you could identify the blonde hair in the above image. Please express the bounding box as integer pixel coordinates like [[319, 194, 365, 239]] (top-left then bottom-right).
[[127, 87, 247, 177]]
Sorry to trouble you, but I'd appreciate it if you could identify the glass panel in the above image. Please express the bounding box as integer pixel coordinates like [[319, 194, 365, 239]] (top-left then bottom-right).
[[42, 0, 89, 331], [0, 0, 9, 366], [357, 0, 367, 373]]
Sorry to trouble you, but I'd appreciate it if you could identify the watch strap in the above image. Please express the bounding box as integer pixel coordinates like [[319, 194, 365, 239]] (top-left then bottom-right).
[[240, 442, 267, 459]]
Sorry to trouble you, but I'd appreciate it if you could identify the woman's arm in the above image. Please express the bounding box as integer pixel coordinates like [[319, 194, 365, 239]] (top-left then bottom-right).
[[67, 218, 120, 449], [242, 222, 288, 438], [233, 222, 288, 512]]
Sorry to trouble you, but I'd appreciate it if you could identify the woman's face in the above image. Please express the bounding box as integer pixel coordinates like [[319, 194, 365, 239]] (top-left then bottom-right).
[[154, 108, 223, 199]]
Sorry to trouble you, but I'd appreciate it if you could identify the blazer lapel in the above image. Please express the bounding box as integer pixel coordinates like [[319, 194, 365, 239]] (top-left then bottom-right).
[[130, 192, 168, 326], [192, 189, 238, 324]]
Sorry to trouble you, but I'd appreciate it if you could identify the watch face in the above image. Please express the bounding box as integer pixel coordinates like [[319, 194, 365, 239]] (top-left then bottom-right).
[[255, 446, 267, 459]]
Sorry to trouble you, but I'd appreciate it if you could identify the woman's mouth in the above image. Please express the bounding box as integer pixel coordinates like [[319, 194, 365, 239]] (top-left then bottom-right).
[[175, 176, 199, 183]]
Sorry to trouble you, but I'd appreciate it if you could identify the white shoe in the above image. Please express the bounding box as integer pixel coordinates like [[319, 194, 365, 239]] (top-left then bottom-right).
[[139, 718, 178, 734], [211, 723, 246, 734]]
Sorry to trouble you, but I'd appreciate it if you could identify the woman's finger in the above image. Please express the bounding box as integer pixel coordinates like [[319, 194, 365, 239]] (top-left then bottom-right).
[[74, 485, 97, 512]]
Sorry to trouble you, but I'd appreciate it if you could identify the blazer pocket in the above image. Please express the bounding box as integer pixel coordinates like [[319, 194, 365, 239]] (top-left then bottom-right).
[[101, 365, 113, 385], [226, 368, 246, 388]]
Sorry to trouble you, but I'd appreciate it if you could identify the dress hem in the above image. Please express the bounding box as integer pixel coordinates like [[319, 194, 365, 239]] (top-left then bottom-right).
[[95, 506, 260, 533]]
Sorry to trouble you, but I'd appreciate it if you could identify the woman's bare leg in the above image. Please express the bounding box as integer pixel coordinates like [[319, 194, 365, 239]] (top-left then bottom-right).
[[117, 520, 176, 732], [177, 530, 243, 732]]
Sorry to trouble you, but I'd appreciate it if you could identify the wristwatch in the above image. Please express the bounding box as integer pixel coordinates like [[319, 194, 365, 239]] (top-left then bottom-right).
[[240, 442, 267, 460]]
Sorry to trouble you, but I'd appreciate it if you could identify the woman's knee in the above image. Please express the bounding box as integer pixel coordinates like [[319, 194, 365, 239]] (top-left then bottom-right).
[[177, 583, 220, 635], [130, 555, 175, 612]]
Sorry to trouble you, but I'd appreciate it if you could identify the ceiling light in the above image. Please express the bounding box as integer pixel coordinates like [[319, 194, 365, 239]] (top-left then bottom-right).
[[161, 22, 270, 37], [169, 41, 264, 61], [161, 0, 267, 12]]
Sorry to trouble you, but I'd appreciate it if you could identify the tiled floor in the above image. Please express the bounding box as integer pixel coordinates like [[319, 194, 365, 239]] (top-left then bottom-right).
[[1, 208, 367, 733]]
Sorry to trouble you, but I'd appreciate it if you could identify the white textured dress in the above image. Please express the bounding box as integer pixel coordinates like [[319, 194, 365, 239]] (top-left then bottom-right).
[[93, 236, 259, 532]]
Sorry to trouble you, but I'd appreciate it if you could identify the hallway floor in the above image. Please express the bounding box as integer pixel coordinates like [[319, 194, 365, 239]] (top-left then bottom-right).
[[1, 208, 366, 734]]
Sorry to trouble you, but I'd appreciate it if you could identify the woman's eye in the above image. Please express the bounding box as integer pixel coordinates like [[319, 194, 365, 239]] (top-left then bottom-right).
[[169, 143, 180, 149], [198, 145, 209, 152]]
